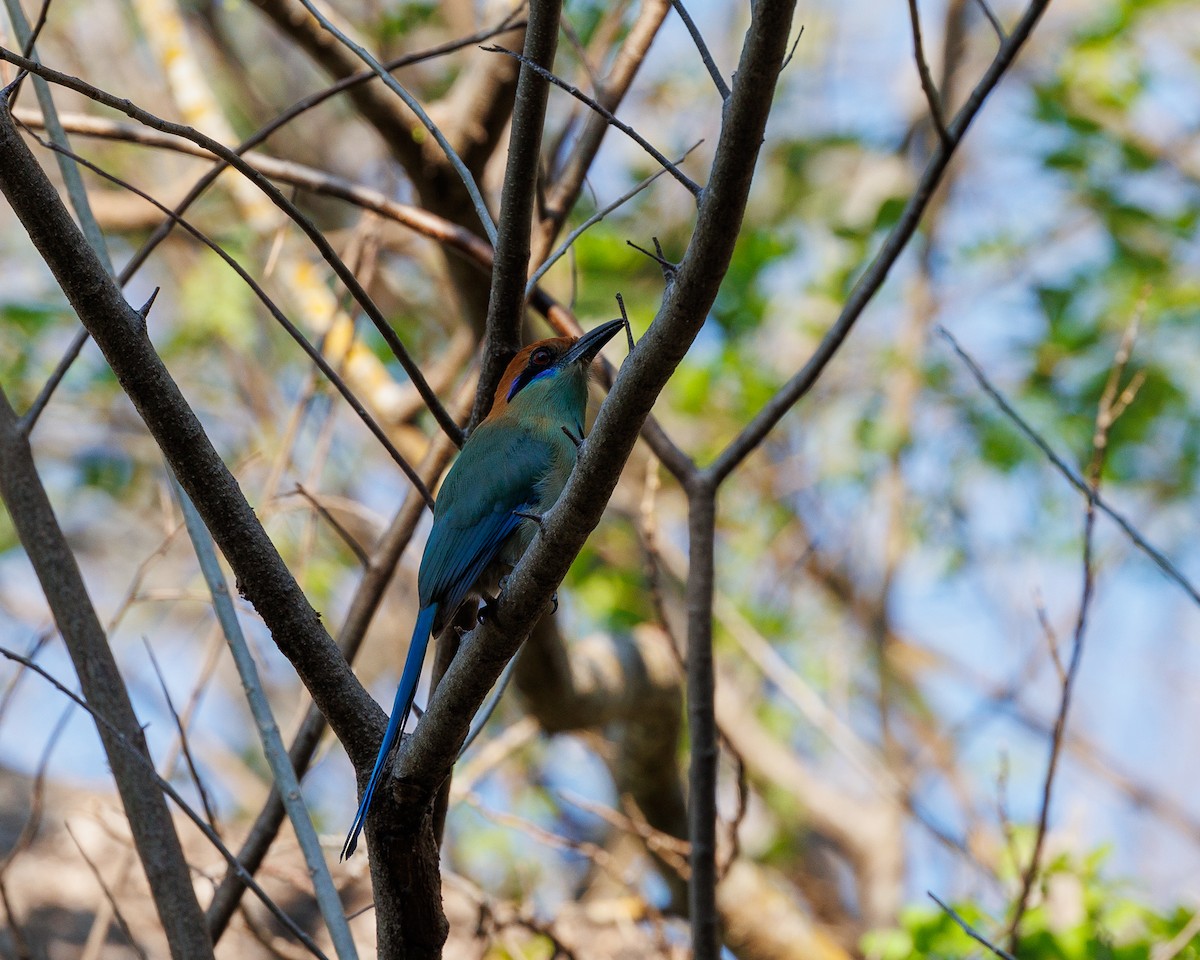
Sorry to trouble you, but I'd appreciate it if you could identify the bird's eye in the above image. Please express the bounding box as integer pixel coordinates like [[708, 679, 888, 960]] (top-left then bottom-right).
[[531, 346, 554, 367]]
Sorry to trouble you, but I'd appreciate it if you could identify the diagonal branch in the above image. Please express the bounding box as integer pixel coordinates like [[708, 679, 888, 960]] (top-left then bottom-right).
[[668, 0, 730, 99], [0, 48, 463, 446], [938, 324, 1200, 607], [707, 0, 1053, 484], [0, 387, 214, 960], [482, 45, 703, 197], [0, 95, 378, 763], [907, 0, 950, 144]]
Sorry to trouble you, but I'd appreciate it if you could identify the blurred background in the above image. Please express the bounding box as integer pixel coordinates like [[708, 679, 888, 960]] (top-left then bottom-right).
[[2, 0, 1199, 956]]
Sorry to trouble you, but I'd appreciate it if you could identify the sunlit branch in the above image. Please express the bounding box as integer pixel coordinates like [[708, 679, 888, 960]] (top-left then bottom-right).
[[668, 0, 730, 99], [481, 45, 703, 197], [937, 324, 1200, 608], [0, 48, 464, 446], [707, 0, 1053, 484]]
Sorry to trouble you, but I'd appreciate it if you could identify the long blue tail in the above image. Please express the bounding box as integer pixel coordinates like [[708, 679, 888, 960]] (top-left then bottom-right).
[[341, 603, 438, 860]]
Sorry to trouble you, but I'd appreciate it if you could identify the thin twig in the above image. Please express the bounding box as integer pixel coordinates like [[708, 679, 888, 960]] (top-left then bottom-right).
[[481, 45, 702, 197], [929, 892, 1018, 960], [172, 479, 359, 960], [668, 0, 730, 99], [937, 324, 1200, 607], [288, 0, 497, 246], [707, 0, 1052, 483], [292, 484, 371, 566], [65, 823, 151, 960], [0, 645, 331, 960], [0, 47, 463, 447], [526, 141, 702, 296], [22, 127, 435, 508], [907, 0, 950, 144], [974, 0, 1007, 41], [144, 640, 222, 836], [1006, 319, 1141, 952]]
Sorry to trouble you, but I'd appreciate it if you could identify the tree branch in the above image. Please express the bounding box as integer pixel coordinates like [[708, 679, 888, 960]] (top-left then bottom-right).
[[0, 387, 213, 960], [708, 0, 1053, 483], [470, 0, 564, 428], [0, 96, 377, 762]]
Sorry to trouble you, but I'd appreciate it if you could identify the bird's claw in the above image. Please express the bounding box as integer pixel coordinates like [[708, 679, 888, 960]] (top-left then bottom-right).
[[550, 591, 559, 614], [514, 510, 545, 528], [561, 425, 583, 447]]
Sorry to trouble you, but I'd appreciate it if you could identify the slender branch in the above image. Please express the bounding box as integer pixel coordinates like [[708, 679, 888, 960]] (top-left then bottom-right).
[[0, 386, 214, 960], [65, 824, 151, 960], [1006, 320, 1139, 952], [534, 0, 670, 264], [937, 324, 1200, 607], [285, 0, 498, 246], [0, 95, 375, 760], [668, 0, 730, 99], [974, 0, 1007, 41], [525, 141, 701, 297], [173, 480, 359, 960], [470, 0, 564, 429], [144, 641, 222, 834], [907, 0, 950, 144], [0, 47, 463, 446], [481, 45, 703, 197], [929, 892, 1017, 960], [707, 0, 1053, 483], [684, 477, 720, 960]]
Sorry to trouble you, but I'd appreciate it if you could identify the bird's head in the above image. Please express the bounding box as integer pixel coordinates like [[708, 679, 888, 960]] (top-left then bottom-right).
[[488, 319, 625, 420]]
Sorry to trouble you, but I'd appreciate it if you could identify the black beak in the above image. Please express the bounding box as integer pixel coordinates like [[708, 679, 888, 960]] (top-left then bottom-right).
[[563, 318, 626, 367]]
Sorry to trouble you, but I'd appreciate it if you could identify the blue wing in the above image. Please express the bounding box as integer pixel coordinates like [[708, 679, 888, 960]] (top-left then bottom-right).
[[417, 424, 554, 614]]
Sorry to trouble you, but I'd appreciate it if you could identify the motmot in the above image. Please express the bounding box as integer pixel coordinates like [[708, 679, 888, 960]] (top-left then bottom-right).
[[342, 318, 625, 859]]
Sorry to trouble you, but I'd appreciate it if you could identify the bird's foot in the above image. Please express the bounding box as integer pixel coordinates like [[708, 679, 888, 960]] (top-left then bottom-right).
[[514, 510, 545, 528], [549, 591, 559, 614], [561, 425, 583, 448]]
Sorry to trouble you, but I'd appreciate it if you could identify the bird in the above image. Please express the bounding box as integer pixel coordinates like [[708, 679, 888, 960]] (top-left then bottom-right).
[[341, 318, 626, 859]]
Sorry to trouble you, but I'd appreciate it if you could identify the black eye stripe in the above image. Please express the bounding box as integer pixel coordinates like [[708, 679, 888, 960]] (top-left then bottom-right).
[[505, 345, 562, 401]]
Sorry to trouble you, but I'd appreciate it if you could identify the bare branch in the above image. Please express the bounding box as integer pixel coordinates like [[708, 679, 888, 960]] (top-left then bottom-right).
[[929, 892, 1017, 960], [0, 386, 213, 960], [937, 324, 1200, 607], [907, 0, 950, 144], [526, 141, 702, 296], [708, 0, 1053, 483], [1007, 319, 1138, 952], [668, 0, 730, 99], [481, 45, 703, 197]]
